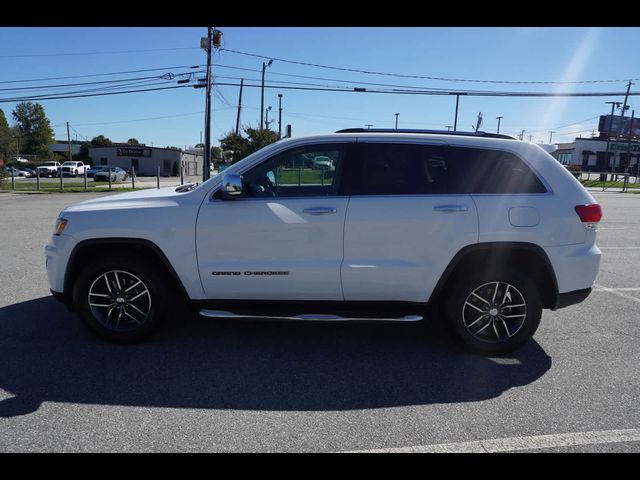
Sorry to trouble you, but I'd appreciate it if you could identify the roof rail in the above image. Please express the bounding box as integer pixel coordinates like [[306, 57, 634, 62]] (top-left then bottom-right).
[[335, 128, 516, 140]]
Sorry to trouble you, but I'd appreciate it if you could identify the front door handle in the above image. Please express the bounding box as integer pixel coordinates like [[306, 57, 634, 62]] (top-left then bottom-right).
[[302, 207, 337, 215], [433, 205, 468, 213]]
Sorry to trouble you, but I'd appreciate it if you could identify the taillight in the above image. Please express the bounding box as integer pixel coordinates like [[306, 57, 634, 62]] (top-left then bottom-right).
[[575, 204, 602, 226]]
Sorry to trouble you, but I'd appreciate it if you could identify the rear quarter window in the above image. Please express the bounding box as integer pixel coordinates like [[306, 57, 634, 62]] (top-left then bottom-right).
[[447, 147, 547, 194]]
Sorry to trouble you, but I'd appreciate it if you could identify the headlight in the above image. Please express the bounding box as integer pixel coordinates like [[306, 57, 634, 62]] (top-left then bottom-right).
[[54, 218, 68, 236]]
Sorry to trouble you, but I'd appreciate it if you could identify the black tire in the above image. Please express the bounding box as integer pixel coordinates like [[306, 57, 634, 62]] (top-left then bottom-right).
[[73, 255, 169, 343], [445, 269, 541, 355]]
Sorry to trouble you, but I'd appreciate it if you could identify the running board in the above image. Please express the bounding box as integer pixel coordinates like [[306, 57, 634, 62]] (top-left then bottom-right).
[[199, 309, 423, 322]]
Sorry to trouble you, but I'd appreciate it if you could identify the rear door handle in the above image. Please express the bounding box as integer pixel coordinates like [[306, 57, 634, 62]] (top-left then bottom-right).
[[433, 205, 468, 213], [302, 207, 337, 215]]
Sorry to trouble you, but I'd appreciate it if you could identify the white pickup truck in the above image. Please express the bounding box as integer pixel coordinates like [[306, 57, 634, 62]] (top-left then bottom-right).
[[61, 161, 88, 177], [37, 161, 62, 177]]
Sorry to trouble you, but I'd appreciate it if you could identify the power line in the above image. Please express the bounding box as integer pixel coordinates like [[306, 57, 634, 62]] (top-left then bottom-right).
[[0, 47, 199, 59], [211, 81, 640, 98], [221, 48, 640, 85], [0, 84, 192, 103], [0, 72, 201, 92], [0, 65, 202, 84]]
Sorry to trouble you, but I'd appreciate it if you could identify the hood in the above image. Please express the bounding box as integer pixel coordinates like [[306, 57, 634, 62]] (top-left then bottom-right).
[[63, 185, 197, 213]]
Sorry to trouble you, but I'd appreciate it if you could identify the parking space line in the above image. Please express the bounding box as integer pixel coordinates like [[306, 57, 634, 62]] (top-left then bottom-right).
[[345, 428, 640, 453], [593, 284, 640, 304], [593, 287, 640, 291]]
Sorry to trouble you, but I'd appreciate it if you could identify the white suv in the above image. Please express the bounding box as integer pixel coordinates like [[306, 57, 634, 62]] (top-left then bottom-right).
[[45, 129, 602, 354]]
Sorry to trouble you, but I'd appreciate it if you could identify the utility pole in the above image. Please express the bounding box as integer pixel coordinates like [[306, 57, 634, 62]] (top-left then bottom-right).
[[365, 124, 373, 129], [496, 116, 503, 134], [612, 81, 634, 177], [260, 60, 273, 131], [235, 78, 244, 136], [446, 125, 452, 131], [265, 106, 272, 129], [474, 112, 483, 132], [604, 101, 621, 182], [626, 109, 635, 177], [519, 130, 525, 141], [529, 135, 534, 142], [202, 28, 213, 181], [452, 93, 466, 131], [199, 28, 223, 182], [278, 94, 283, 139], [66, 122, 72, 162], [549, 131, 555, 144], [395, 113, 399, 129]]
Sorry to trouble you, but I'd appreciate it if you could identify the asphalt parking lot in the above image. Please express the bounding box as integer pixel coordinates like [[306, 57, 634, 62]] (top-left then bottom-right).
[[0, 189, 639, 452]]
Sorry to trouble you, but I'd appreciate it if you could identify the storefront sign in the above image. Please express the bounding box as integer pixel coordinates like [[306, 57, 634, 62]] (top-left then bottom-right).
[[116, 147, 152, 157]]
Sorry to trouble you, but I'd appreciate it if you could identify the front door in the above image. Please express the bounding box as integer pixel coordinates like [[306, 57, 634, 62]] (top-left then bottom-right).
[[196, 143, 352, 301]]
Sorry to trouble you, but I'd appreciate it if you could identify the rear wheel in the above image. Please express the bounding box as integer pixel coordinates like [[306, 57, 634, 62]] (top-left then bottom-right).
[[445, 269, 541, 355], [73, 256, 169, 343]]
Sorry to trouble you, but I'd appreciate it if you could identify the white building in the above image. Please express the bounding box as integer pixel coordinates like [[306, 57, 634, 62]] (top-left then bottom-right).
[[88, 145, 203, 176]]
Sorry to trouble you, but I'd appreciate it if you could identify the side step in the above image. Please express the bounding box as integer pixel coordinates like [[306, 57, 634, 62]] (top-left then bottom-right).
[[199, 310, 423, 322]]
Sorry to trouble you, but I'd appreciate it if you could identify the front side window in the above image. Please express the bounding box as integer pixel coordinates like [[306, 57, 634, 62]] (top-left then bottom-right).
[[241, 144, 346, 198]]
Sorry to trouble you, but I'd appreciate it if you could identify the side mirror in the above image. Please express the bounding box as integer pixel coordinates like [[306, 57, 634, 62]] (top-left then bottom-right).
[[220, 173, 243, 199]]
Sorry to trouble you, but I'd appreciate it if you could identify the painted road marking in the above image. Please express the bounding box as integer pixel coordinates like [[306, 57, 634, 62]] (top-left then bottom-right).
[[593, 287, 640, 291], [346, 428, 640, 453], [594, 284, 640, 304]]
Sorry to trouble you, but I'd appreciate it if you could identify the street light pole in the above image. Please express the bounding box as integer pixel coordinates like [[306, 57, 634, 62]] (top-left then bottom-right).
[[496, 116, 503, 134], [260, 59, 273, 131], [278, 94, 283, 139], [394, 113, 399, 129], [549, 131, 555, 144]]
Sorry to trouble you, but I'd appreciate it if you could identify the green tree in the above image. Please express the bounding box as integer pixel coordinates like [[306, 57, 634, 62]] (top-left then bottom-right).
[[73, 141, 92, 164], [90, 135, 113, 147], [11, 102, 54, 159], [0, 108, 16, 164], [211, 146, 222, 161], [219, 126, 278, 164], [127, 138, 140, 145]]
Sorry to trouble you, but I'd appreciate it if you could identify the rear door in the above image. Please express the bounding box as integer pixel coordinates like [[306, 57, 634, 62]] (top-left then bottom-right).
[[341, 141, 478, 303]]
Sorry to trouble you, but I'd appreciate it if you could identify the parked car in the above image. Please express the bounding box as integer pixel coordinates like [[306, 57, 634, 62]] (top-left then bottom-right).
[[37, 161, 62, 177], [87, 166, 108, 178], [61, 161, 88, 177], [46, 128, 602, 355], [19, 167, 36, 177], [311, 155, 334, 170], [93, 166, 128, 182], [4, 166, 27, 177]]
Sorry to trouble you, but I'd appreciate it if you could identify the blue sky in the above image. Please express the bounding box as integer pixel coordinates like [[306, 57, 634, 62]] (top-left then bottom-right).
[[1, 27, 639, 148]]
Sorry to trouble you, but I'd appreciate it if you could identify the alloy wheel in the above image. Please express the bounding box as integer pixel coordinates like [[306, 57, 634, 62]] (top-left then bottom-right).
[[87, 270, 152, 332], [462, 281, 527, 344]]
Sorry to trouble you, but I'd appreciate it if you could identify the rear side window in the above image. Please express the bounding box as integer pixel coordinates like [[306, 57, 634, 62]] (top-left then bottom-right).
[[351, 143, 448, 195], [447, 147, 547, 194]]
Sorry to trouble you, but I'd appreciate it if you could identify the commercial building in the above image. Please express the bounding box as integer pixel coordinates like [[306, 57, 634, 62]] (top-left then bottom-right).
[[551, 137, 640, 174], [550, 114, 640, 175], [88, 145, 203, 176]]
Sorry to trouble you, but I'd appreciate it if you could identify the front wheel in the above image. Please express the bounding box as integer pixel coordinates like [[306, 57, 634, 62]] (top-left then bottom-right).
[[73, 256, 169, 343], [445, 269, 541, 355]]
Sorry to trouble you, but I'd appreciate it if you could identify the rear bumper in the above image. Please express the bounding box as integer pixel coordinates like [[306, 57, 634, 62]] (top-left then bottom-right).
[[553, 288, 592, 310]]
